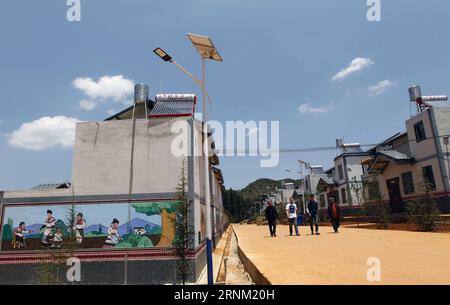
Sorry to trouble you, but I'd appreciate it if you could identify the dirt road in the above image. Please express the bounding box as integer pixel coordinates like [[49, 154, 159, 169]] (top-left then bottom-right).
[[233, 224, 450, 285]]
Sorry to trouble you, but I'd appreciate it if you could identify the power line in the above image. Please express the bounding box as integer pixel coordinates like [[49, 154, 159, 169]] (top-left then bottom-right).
[[214, 134, 450, 155]]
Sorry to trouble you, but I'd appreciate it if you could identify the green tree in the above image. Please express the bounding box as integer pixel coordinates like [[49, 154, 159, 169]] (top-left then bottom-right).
[[171, 159, 195, 284], [406, 179, 440, 232], [350, 177, 365, 227], [2, 219, 13, 241], [362, 174, 390, 229]]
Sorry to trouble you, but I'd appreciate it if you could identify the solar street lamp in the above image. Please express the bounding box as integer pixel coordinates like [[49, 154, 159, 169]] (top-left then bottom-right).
[[186, 33, 223, 286], [152, 34, 222, 285]]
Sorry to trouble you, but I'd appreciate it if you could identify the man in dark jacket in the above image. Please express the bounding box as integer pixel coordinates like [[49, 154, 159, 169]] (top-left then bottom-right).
[[307, 195, 320, 235], [327, 197, 341, 233], [265, 199, 278, 237]]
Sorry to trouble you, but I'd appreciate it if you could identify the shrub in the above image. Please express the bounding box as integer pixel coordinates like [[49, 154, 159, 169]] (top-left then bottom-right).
[[406, 181, 440, 232]]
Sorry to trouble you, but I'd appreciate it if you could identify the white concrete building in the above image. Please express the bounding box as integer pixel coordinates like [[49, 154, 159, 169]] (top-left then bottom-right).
[[362, 106, 450, 213], [315, 145, 369, 210], [0, 87, 228, 284]]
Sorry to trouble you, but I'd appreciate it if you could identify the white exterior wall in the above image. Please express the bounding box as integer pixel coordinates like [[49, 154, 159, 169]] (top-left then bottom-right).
[[431, 107, 450, 191], [331, 155, 367, 207], [405, 108, 449, 193], [406, 110, 437, 160], [72, 118, 187, 196]]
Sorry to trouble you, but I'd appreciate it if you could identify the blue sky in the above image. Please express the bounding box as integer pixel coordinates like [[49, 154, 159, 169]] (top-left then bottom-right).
[[1, 0, 450, 190]]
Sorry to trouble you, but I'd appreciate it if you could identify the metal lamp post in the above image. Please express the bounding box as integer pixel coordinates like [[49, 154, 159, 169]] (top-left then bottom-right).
[[297, 159, 310, 213], [153, 34, 222, 286], [186, 33, 223, 286], [445, 136, 450, 184]]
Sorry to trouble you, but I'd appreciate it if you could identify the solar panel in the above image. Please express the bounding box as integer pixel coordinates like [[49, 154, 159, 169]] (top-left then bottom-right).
[[149, 94, 196, 118]]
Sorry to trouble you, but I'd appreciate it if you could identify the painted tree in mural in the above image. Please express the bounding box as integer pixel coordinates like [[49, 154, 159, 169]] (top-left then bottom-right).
[[131, 201, 180, 246], [2, 218, 13, 241], [2, 218, 14, 240]]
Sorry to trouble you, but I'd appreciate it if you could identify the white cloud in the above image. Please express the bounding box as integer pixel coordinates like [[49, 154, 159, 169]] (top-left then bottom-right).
[[7, 116, 80, 151], [368, 79, 396, 95], [72, 75, 135, 110], [79, 99, 96, 110], [332, 57, 374, 81], [298, 103, 333, 114]]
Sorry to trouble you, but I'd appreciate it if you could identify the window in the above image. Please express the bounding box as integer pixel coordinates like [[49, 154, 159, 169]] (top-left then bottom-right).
[[338, 164, 344, 180], [422, 165, 436, 190], [401, 171, 415, 195], [414, 121, 426, 142], [340, 188, 347, 204]]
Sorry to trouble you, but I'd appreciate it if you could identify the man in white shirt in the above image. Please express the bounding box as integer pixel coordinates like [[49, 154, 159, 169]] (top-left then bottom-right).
[[285, 197, 299, 236]]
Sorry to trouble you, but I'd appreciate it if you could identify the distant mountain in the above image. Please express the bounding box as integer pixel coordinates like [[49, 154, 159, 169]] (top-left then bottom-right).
[[118, 218, 159, 236], [239, 178, 301, 201], [25, 223, 44, 235], [85, 224, 108, 234], [222, 177, 301, 222]]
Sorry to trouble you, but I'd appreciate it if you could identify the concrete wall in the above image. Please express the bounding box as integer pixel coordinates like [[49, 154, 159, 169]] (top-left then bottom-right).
[[71, 118, 188, 196], [431, 107, 450, 191], [406, 109, 436, 160], [404, 108, 449, 193]]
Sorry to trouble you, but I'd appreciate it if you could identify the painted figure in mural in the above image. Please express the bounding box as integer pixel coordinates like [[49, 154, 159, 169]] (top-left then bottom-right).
[[104, 218, 121, 247], [73, 212, 86, 245], [13, 222, 31, 249], [41, 210, 56, 247], [51, 227, 64, 249]]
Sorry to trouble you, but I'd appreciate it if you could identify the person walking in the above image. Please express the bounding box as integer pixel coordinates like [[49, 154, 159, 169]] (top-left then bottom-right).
[[286, 197, 299, 236], [327, 197, 341, 233], [307, 195, 320, 235], [265, 199, 278, 237]]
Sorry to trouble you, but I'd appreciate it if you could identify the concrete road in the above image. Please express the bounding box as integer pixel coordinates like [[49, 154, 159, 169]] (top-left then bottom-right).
[[233, 224, 450, 285]]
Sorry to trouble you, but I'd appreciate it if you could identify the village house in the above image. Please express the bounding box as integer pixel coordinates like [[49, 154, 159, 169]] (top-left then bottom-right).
[[315, 100, 450, 216], [0, 84, 228, 284], [315, 144, 369, 214], [361, 106, 450, 214]]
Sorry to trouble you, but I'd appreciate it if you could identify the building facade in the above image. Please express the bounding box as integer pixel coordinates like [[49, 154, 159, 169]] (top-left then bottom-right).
[[0, 90, 228, 284], [362, 107, 450, 213], [315, 106, 450, 215], [315, 145, 369, 213]]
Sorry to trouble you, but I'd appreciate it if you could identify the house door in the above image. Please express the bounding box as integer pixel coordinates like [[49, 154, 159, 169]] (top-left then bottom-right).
[[386, 178, 404, 213]]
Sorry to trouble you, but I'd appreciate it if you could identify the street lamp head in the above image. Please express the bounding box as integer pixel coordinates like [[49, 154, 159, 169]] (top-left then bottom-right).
[[153, 47, 173, 62], [187, 33, 223, 61]]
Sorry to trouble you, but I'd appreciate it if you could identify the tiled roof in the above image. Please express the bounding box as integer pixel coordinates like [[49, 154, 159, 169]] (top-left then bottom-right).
[[379, 150, 412, 161]]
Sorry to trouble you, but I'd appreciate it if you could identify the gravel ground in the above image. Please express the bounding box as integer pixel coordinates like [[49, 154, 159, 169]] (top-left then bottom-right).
[[225, 230, 254, 285], [233, 224, 450, 285]]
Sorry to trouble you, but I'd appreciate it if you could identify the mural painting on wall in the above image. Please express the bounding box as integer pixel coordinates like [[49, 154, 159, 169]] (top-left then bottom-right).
[[0, 201, 180, 251]]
